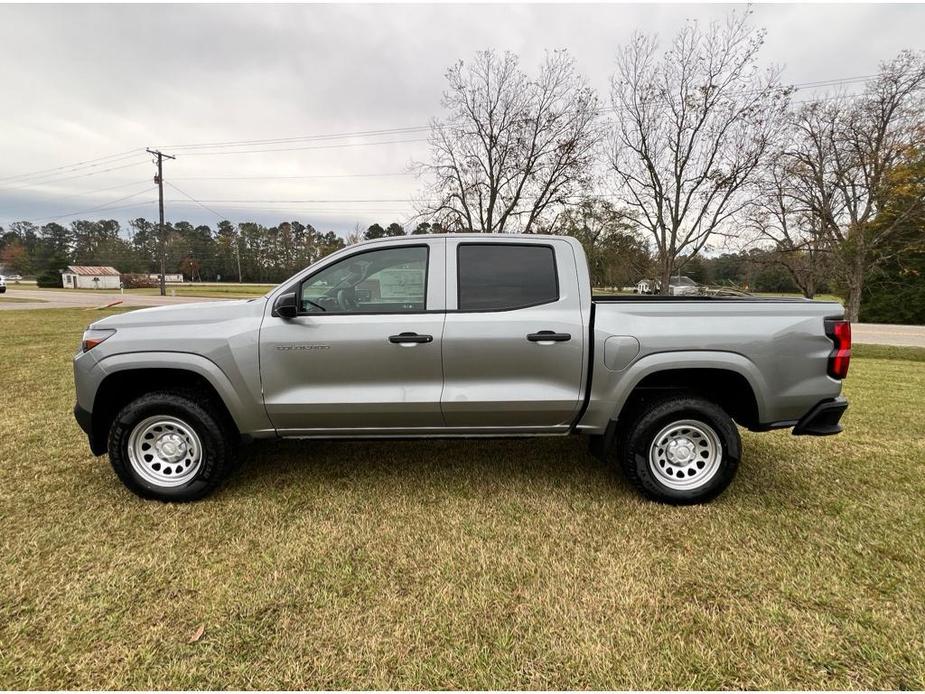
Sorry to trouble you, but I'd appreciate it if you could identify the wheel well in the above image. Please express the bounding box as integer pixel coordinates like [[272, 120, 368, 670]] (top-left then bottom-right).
[[619, 368, 760, 429], [91, 368, 239, 453]]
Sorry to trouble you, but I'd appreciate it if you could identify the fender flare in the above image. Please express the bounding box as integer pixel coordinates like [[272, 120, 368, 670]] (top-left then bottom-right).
[[607, 350, 770, 424], [92, 351, 270, 434]]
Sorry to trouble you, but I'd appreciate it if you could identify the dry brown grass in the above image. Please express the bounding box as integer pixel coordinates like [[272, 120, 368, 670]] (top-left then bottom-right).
[[1, 309, 923, 689]]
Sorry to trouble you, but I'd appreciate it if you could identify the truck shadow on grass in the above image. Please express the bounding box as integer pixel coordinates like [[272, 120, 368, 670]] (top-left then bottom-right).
[[229, 436, 626, 497], [221, 433, 803, 506]]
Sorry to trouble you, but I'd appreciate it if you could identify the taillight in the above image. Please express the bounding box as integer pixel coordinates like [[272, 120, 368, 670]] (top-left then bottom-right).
[[824, 319, 851, 380]]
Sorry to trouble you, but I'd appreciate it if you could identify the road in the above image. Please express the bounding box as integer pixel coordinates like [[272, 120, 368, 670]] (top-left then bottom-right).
[[0, 289, 231, 311], [851, 323, 925, 348], [2, 290, 924, 347]]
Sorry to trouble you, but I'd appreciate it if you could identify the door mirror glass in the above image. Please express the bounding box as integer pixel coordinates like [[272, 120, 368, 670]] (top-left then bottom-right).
[[274, 292, 298, 319]]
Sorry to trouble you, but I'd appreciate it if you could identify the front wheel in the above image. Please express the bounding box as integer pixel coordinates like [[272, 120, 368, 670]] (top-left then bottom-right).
[[618, 396, 740, 504], [107, 391, 236, 502]]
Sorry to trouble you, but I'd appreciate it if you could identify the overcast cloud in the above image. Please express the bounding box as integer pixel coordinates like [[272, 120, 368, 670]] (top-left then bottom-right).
[[1, 3, 923, 235]]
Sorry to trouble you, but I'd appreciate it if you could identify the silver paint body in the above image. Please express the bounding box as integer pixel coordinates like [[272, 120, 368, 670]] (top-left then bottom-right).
[[74, 234, 844, 441]]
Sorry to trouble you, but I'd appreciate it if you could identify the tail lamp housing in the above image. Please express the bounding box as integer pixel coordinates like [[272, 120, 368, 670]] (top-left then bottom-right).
[[824, 319, 851, 380]]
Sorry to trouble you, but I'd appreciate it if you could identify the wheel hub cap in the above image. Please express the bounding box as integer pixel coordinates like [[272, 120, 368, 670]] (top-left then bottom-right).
[[648, 419, 723, 491], [126, 415, 203, 488]]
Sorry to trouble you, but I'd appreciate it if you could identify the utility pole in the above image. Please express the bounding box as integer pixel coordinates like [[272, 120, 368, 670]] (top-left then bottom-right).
[[146, 148, 175, 296], [235, 236, 243, 283]]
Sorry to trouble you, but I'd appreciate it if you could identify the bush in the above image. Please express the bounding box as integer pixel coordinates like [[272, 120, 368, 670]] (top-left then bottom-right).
[[35, 270, 62, 288], [860, 248, 925, 325]]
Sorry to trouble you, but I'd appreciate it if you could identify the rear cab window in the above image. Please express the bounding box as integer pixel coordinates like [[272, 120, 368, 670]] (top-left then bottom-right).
[[457, 244, 559, 311]]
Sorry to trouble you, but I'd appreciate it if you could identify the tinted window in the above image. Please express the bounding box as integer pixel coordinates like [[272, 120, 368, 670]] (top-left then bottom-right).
[[300, 245, 428, 313], [458, 244, 559, 311]]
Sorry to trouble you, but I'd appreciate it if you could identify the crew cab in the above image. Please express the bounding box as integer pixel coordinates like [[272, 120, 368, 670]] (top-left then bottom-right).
[[73, 234, 850, 504]]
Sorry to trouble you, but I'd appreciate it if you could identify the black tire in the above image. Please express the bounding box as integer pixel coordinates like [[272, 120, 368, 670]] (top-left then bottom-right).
[[107, 391, 236, 502], [618, 395, 740, 505]]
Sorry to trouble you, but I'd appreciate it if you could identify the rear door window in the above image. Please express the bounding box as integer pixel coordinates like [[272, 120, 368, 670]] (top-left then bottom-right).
[[457, 244, 559, 311]]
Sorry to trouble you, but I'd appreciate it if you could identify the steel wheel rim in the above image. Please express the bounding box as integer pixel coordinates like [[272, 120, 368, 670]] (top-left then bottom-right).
[[648, 419, 723, 491], [127, 415, 202, 488]]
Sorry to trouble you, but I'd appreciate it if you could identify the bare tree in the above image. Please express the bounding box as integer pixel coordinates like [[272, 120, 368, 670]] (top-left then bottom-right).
[[779, 51, 925, 320], [608, 11, 790, 293], [746, 151, 832, 298], [419, 50, 600, 233]]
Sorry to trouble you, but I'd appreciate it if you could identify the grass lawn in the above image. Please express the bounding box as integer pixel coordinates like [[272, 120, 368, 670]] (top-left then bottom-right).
[[1, 309, 923, 689]]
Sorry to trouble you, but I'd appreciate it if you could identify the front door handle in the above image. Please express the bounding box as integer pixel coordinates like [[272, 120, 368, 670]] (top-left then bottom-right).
[[527, 330, 571, 343], [388, 332, 433, 344]]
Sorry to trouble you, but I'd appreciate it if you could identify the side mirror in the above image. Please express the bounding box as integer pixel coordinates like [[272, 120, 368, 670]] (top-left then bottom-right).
[[273, 292, 298, 319]]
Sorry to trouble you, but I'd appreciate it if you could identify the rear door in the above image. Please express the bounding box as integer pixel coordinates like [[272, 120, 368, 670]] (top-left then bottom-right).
[[441, 239, 585, 431], [260, 238, 446, 434]]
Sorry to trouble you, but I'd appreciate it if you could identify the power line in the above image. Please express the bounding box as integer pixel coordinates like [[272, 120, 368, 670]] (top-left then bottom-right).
[[156, 73, 888, 153], [167, 198, 415, 204], [159, 126, 431, 151], [172, 172, 415, 181], [177, 138, 428, 157], [27, 186, 157, 222], [33, 179, 154, 201], [0, 149, 145, 185], [1, 160, 150, 192], [165, 181, 228, 220]]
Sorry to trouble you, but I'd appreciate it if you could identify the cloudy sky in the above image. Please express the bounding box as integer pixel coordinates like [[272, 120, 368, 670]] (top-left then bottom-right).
[[1, 2, 923, 236]]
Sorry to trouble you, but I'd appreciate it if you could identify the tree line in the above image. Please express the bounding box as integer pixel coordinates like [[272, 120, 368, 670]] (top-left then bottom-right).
[[1, 9, 923, 322]]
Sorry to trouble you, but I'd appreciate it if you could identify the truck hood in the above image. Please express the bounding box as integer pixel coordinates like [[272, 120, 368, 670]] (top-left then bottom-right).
[[91, 298, 267, 329]]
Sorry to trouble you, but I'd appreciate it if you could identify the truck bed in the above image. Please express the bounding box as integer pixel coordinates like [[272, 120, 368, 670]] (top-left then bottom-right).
[[592, 294, 822, 303]]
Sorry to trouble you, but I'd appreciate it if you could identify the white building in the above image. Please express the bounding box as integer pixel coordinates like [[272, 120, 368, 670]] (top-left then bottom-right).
[[635, 276, 700, 295], [668, 275, 700, 296], [147, 273, 185, 283], [61, 266, 121, 289]]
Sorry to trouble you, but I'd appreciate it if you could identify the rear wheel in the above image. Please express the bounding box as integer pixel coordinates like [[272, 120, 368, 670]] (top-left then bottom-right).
[[618, 396, 740, 504], [108, 391, 236, 502]]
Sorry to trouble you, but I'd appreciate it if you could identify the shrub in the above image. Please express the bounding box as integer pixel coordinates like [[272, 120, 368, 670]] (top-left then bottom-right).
[[35, 270, 62, 288]]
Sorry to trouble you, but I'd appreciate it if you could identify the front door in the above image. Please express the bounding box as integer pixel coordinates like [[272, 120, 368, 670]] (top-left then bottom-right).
[[441, 240, 586, 431], [260, 239, 446, 434]]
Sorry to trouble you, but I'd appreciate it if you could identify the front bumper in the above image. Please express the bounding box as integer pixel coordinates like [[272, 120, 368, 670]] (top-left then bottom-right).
[[792, 397, 848, 436], [74, 402, 106, 455], [74, 402, 92, 435]]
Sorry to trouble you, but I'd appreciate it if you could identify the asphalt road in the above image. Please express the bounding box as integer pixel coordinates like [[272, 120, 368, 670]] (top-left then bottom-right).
[[851, 323, 925, 348], [0, 289, 230, 310], [2, 290, 924, 347]]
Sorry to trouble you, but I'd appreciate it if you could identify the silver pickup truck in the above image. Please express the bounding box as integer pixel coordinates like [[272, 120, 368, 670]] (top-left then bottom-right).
[[73, 234, 850, 504]]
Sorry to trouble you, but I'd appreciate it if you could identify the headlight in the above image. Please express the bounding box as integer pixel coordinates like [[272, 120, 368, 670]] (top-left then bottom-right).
[[81, 328, 116, 353]]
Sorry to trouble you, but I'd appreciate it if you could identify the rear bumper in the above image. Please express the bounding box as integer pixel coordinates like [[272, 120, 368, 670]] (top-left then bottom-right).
[[792, 397, 848, 436]]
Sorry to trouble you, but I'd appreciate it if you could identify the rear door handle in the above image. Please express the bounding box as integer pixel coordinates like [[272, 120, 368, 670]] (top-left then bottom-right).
[[388, 332, 433, 344], [527, 330, 571, 343]]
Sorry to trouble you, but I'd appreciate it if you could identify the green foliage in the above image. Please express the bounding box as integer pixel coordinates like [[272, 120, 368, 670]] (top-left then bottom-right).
[[364, 222, 406, 240], [860, 252, 925, 324], [555, 200, 652, 288], [35, 269, 63, 288]]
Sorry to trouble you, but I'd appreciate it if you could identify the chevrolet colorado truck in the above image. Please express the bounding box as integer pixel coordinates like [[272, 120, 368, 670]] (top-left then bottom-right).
[[73, 234, 850, 504]]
